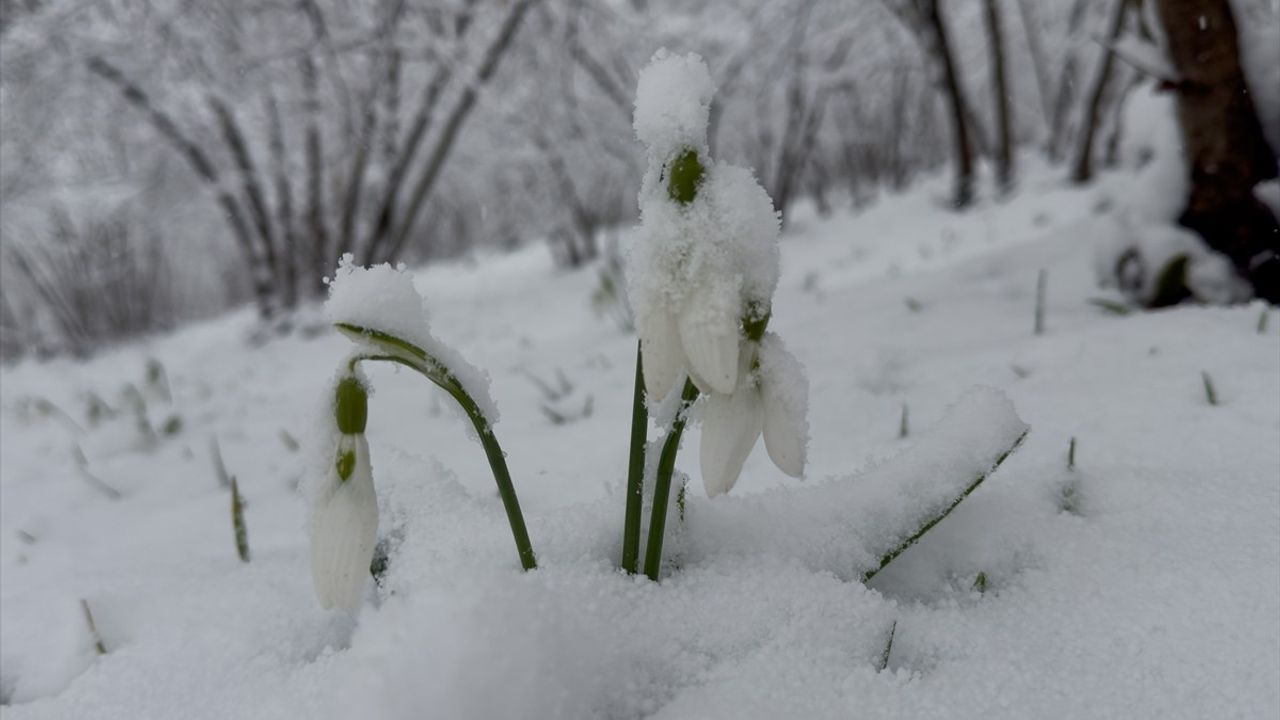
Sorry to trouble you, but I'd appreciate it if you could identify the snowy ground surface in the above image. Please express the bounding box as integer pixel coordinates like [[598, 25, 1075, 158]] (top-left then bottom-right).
[[2, 159, 1278, 719]]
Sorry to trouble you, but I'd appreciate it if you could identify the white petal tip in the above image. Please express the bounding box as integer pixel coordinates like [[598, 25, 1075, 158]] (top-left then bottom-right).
[[699, 389, 763, 498], [641, 314, 683, 400], [678, 326, 738, 395]]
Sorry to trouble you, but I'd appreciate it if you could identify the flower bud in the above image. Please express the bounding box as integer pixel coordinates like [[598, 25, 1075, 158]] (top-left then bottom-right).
[[310, 433, 378, 612]]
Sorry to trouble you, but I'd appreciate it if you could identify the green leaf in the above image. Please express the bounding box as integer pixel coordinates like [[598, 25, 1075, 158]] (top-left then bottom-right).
[[1087, 297, 1133, 315], [863, 429, 1028, 582]]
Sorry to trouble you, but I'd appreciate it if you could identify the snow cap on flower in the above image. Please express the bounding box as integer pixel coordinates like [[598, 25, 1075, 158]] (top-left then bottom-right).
[[634, 49, 715, 162], [309, 373, 378, 612]]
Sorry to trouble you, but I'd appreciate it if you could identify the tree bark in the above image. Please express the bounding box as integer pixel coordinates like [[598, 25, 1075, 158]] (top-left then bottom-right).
[[1155, 0, 1280, 303]]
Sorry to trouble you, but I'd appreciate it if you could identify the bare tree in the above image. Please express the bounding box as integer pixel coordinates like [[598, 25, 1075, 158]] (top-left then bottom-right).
[[87, 0, 541, 318]]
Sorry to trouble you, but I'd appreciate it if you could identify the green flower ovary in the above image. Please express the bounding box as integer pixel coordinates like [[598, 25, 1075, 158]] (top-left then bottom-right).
[[666, 149, 704, 205], [335, 376, 368, 434]]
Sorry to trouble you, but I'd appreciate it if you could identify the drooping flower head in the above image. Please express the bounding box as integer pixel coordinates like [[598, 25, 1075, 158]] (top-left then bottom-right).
[[628, 50, 808, 496], [309, 373, 379, 612]]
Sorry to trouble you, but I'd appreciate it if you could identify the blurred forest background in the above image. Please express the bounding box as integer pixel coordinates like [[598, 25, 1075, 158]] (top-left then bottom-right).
[[0, 0, 1276, 359]]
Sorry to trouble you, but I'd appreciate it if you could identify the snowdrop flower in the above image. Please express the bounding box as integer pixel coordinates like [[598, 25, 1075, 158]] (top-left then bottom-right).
[[310, 375, 378, 612], [700, 333, 809, 496], [628, 50, 809, 496]]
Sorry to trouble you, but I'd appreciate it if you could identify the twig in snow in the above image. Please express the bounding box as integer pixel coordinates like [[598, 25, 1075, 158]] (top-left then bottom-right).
[[231, 477, 250, 563], [1201, 371, 1218, 407], [877, 621, 896, 672], [279, 429, 300, 452], [1067, 436, 1077, 471], [145, 358, 172, 403], [898, 402, 910, 439], [72, 445, 122, 500], [80, 599, 107, 655], [1034, 269, 1047, 336]]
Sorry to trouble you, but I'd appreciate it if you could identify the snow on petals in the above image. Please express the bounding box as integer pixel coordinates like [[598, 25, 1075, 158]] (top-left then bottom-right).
[[627, 49, 805, 496]]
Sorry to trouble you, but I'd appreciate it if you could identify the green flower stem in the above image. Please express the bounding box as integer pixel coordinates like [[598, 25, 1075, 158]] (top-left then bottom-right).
[[643, 378, 700, 581], [338, 323, 537, 571], [621, 341, 648, 574]]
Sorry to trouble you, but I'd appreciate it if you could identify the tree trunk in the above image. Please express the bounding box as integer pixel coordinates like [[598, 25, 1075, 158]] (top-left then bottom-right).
[[1155, 0, 1280, 302], [983, 0, 1014, 194], [1071, 0, 1130, 184], [923, 0, 975, 209]]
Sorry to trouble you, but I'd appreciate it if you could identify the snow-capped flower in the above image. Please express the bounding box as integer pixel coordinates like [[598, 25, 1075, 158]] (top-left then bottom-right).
[[309, 375, 378, 612], [698, 334, 808, 496], [628, 50, 807, 498]]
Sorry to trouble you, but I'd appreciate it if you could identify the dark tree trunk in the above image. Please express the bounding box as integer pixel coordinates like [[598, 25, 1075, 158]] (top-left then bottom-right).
[[1072, 0, 1130, 184], [923, 0, 975, 209], [983, 0, 1014, 193], [1155, 0, 1280, 302]]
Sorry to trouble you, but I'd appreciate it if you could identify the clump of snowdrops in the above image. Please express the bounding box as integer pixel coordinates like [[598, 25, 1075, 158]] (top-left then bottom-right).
[[307, 51, 1023, 612]]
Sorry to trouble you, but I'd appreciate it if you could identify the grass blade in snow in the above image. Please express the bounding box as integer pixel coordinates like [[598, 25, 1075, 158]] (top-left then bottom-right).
[[231, 477, 250, 563], [673, 386, 1028, 581]]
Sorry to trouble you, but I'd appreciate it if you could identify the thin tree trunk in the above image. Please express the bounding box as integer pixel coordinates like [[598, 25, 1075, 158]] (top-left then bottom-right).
[[1154, 0, 1280, 302], [298, 55, 331, 296], [265, 94, 298, 309], [984, 0, 1014, 194], [923, 0, 975, 209], [1071, 0, 1130, 184], [209, 96, 279, 305], [1016, 0, 1053, 131], [1048, 0, 1089, 162]]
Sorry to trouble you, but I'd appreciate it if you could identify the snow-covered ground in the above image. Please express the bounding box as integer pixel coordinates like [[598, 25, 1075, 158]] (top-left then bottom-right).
[[2, 158, 1277, 719]]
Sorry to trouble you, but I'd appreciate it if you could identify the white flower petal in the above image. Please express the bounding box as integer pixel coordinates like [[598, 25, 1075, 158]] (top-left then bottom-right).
[[762, 391, 806, 477], [677, 280, 740, 395], [758, 333, 809, 478], [310, 434, 379, 612], [699, 383, 763, 497], [640, 310, 684, 401]]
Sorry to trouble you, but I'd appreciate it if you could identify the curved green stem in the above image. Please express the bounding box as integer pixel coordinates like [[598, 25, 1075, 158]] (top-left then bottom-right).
[[643, 378, 700, 581], [621, 342, 648, 574], [339, 324, 537, 570]]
